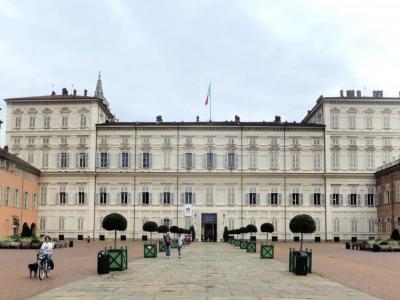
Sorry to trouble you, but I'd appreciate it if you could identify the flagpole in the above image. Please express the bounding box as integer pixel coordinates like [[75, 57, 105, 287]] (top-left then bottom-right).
[[209, 78, 212, 122]]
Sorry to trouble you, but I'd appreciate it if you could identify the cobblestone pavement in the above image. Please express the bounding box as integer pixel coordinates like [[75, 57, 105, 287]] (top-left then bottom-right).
[[30, 242, 380, 300]]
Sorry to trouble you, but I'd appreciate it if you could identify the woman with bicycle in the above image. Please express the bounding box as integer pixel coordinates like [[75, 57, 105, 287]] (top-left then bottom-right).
[[40, 235, 54, 270]]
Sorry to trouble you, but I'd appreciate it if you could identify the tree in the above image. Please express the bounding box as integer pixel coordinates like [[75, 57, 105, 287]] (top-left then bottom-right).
[[30, 223, 37, 237], [289, 214, 316, 251], [260, 223, 274, 243], [240, 226, 247, 238], [102, 213, 127, 249], [170, 225, 179, 238], [21, 222, 31, 237], [158, 224, 169, 235], [143, 221, 159, 244], [189, 225, 196, 241], [390, 228, 400, 241], [223, 226, 229, 242], [246, 224, 257, 237]]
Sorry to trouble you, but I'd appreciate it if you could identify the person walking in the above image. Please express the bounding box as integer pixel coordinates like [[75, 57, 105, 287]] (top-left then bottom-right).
[[178, 233, 183, 258], [164, 233, 171, 258]]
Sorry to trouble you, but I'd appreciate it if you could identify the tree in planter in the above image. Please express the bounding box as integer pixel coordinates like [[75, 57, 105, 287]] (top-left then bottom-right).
[[234, 229, 240, 239], [260, 223, 274, 244], [289, 214, 316, 251], [158, 224, 169, 237], [189, 225, 196, 241], [223, 226, 229, 242], [246, 224, 257, 240], [240, 226, 248, 239], [390, 228, 400, 241], [170, 225, 179, 239], [21, 222, 31, 237], [102, 213, 127, 249], [30, 223, 37, 237], [143, 221, 159, 244]]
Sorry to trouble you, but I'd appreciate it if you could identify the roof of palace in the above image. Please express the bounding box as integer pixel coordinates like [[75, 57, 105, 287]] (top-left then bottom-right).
[[0, 147, 41, 175]]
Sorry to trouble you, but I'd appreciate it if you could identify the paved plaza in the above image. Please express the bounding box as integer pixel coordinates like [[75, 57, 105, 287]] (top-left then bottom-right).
[[30, 243, 379, 300]]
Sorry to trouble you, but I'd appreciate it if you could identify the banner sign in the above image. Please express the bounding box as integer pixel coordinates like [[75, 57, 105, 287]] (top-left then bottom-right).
[[184, 204, 192, 217]]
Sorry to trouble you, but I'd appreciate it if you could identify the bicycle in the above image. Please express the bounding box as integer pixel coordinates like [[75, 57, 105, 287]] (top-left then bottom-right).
[[37, 251, 51, 280]]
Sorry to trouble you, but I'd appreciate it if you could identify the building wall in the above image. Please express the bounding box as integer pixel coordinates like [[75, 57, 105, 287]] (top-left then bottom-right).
[[0, 159, 39, 237]]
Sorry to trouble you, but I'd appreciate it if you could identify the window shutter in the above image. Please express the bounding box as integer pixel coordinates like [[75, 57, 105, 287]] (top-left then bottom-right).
[[364, 194, 368, 206], [117, 192, 121, 204], [74, 193, 78, 204], [149, 193, 152, 204], [192, 154, 196, 168], [330, 194, 333, 205], [57, 153, 61, 168], [85, 153, 89, 168], [64, 193, 68, 204], [299, 193, 303, 205], [224, 154, 228, 168], [347, 194, 351, 206], [192, 193, 196, 204], [374, 194, 378, 206], [84, 193, 88, 204], [203, 154, 207, 168], [75, 153, 79, 168], [256, 193, 260, 205], [149, 153, 152, 168], [119, 153, 122, 168], [160, 192, 163, 204], [96, 193, 99, 204], [138, 193, 142, 205], [339, 194, 343, 206], [128, 153, 131, 168], [180, 193, 184, 204], [170, 193, 174, 204], [128, 193, 131, 204], [235, 154, 239, 169], [96, 153, 99, 168], [181, 154, 185, 169], [309, 193, 314, 206], [56, 192, 60, 204], [66, 154, 70, 167], [139, 153, 143, 168], [357, 194, 361, 206], [321, 194, 326, 205], [106, 193, 110, 204], [267, 193, 271, 205], [245, 193, 249, 205], [278, 193, 282, 205], [213, 153, 217, 168]]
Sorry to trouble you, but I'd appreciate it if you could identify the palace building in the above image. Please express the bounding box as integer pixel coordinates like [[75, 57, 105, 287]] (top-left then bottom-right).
[[4, 77, 398, 242]]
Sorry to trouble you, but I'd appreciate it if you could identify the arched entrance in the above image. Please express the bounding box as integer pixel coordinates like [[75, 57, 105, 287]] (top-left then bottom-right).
[[201, 213, 217, 242]]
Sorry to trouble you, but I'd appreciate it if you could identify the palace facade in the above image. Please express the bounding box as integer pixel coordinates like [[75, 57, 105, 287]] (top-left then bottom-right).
[[4, 79, 398, 241]]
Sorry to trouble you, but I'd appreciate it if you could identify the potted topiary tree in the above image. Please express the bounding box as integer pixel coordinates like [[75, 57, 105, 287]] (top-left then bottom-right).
[[102, 213, 128, 271], [233, 229, 241, 247], [189, 225, 196, 242], [158, 224, 169, 252], [390, 228, 400, 241], [260, 223, 274, 259], [170, 225, 179, 248], [143, 221, 159, 258], [246, 224, 257, 252], [289, 214, 316, 275]]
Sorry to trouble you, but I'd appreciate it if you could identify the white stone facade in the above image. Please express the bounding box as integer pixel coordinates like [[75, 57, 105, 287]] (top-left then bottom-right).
[[5, 88, 397, 241]]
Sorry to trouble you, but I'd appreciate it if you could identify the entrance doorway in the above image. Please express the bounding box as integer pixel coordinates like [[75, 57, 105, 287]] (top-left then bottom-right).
[[201, 213, 217, 242]]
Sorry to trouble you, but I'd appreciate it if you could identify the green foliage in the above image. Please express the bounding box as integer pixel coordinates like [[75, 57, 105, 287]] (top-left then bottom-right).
[[170, 226, 179, 233], [223, 226, 229, 242], [21, 222, 31, 237], [246, 224, 257, 234], [143, 221, 159, 233], [189, 225, 196, 241], [289, 214, 316, 234], [158, 224, 169, 233], [240, 227, 248, 234], [102, 213, 128, 231], [260, 223, 274, 233], [390, 228, 400, 241], [30, 223, 37, 237]]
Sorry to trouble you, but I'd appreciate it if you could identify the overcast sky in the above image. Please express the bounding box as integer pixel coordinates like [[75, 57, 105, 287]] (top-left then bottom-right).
[[1, 0, 400, 145]]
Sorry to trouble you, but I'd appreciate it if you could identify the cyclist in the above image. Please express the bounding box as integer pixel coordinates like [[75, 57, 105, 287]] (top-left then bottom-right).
[[40, 235, 54, 270]]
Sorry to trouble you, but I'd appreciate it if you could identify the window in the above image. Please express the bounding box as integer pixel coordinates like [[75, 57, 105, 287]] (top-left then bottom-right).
[[272, 219, 278, 232], [383, 152, 391, 164], [349, 137, 356, 146], [14, 189, 20, 208], [351, 219, 358, 233], [367, 186, 375, 206], [348, 151, 357, 169], [349, 187, 358, 206], [365, 114, 373, 129], [120, 186, 128, 205], [291, 187, 301, 205], [13, 137, 21, 145], [249, 137, 256, 145], [163, 151, 171, 169], [249, 151, 257, 169], [331, 137, 339, 145], [315, 218, 321, 232], [100, 187, 107, 204], [32, 194, 37, 210], [291, 152, 300, 169], [4, 187, 10, 206], [270, 150, 279, 168], [248, 187, 257, 205], [59, 153, 69, 168], [227, 186, 235, 205], [207, 136, 214, 144], [78, 186, 85, 204], [29, 116, 35, 128], [333, 219, 340, 233], [330, 113, 338, 128], [313, 152, 321, 169], [40, 186, 47, 205], [313, 138, 320, 145], [28, 137, 35, 145], [368, 219, 375, 233], [366, 151, 375, 169], [228, 218, 234, 230], [59, 186, 67, 204], [40, 217, 46, 231], [313, 188, 321, 206], [80, 114, 87, 127], [28, 152, 34, 164], [58, 217, 65, 231], [164, 136, 171, 145], [143, 136, 150, 145], [42, 152, 49, 168], [270, 187, 279, 205], [141, 186, 150, 205], [185, 136, 192, 146], [383, 137, 391, 146], [348, 113, 356, 129], [227, 153, 237, 169], [332, 186, 341, 206], [382, 114, 391, 129], [60, 137, 68, 145], [122, 136, 129, 144], [292, 138, 299, 145], [15, 116, 21, 128], [78, 153, 88, 168], [184, 153, 193, 169], [228, 137, 235, 145], [205, 152, 215, 169], [61, 116, 68, 128], [205, 185, 214, 204], [365, 138, 373, 146], [23, 192, 29, 209], [121, 152, 130, 168], [184, 186, 193, 204], [77, 217, 84, 231], [271, 137, 278, 145], [142, 153, 151, 168], [43, 115, 50, 129], [100, 153, 108, 168], [162, 187, 172, 205], [100, 137, 107, 145]]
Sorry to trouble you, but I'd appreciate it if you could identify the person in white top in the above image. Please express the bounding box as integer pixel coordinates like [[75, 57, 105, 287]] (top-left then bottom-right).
[[177, 234, 183, 258], [40, 236, 54, 269]]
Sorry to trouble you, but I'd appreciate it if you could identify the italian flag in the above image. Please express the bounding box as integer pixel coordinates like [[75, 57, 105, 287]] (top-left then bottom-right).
[[205, 82, 211, 105]]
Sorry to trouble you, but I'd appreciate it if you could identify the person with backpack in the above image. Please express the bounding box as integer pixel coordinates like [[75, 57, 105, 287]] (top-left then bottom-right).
[[178, 233, 183, 258], [163, 233, 171, 258]]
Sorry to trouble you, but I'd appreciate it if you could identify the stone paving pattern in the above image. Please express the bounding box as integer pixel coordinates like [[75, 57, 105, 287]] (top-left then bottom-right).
[[31, 243, 380, 300]]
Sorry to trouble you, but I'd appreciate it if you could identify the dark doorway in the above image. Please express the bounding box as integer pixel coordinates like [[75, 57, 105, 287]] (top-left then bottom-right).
[[201, 213, 217, 242]]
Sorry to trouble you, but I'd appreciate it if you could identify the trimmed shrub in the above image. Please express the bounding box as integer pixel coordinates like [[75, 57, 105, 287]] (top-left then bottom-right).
[[260, 223, 274, 242], [289, 214, 316, 251], [143, 221, 159, 243], [390, 228, 400, 241], [246, 224, 257, 237], [223, 226, 229, 242], [21, 222, 31, 237], [102, 213, 128, 248], [189, 225, 196, 241], [158, 224, 169, 234]]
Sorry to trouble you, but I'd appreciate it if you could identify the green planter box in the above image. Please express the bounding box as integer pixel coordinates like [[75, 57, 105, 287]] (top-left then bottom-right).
[[159, 240, 166, 252], [171, 239, 178, 248], [260, 244, 274, 259], [144, 244, 157, 258], [240, 240, 248, 249], [247, 241, 256, 253], [107, 248, 128, 271], [289, 249, 312, 273], [233, 239, 241, 247]]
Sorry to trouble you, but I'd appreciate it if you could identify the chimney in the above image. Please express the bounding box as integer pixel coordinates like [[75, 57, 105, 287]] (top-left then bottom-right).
[[274, 115, 281, 123], [356, 90, 361, 98], [196, 116, 199, 122], [84, 89, 88, 97], [340, 90, 344, 97], [4, 145, 8, 152], [156, 115, 162, 123], [346, 90, 355, 98], [234, 115, 240, 124], [51, 91, 56, 96], [61, 88, 68, 95], [73, 89, 77, 96]]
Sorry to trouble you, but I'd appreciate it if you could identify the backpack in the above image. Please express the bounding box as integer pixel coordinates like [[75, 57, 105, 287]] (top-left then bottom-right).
[[164, 236, 171, 246]]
